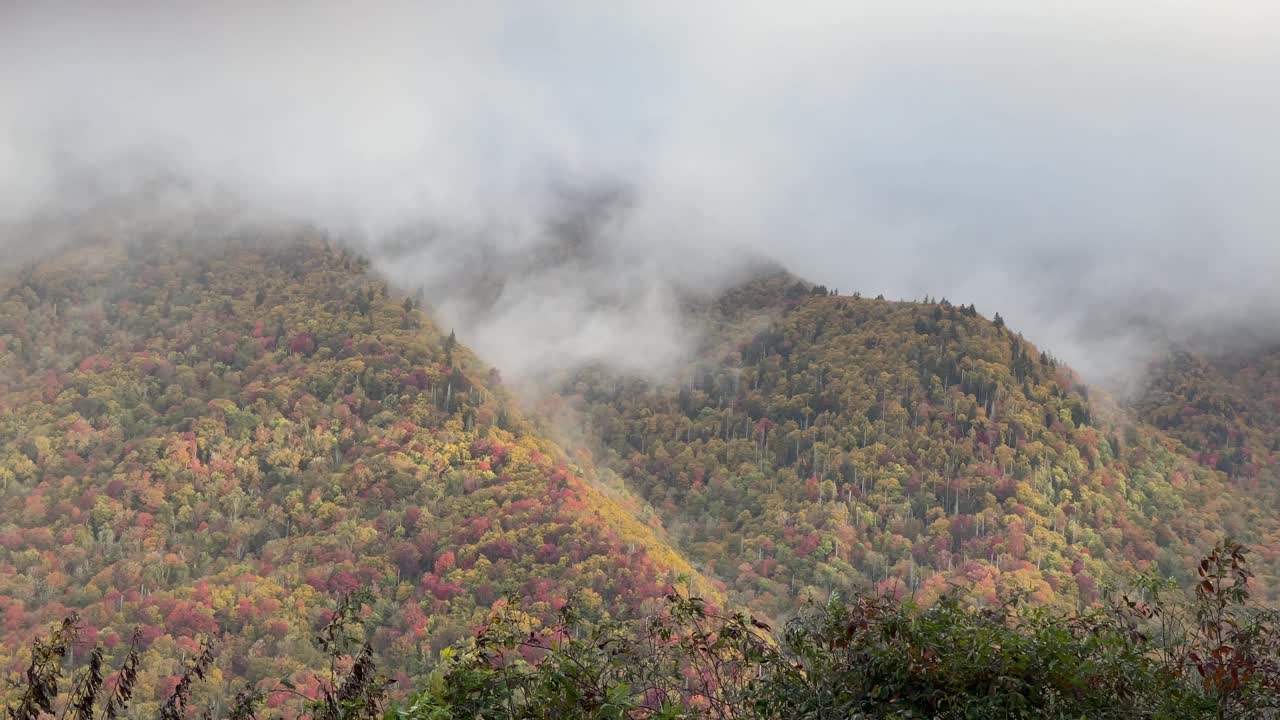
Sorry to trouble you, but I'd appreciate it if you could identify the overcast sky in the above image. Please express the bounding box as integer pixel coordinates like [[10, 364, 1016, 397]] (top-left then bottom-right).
[[3, 1, 1278, 387]]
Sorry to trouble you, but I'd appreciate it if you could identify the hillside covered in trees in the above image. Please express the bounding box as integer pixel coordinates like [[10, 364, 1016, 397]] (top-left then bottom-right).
[[0, 234, 699, 711], [1137, 347, 1280, 487], [2, 235, 1279, 716], [559, 274, 1280, 619]]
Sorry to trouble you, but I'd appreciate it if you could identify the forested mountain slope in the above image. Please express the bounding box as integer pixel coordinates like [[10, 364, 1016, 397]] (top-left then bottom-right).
[[0, 235, 697, 710], [3, 233, 1277, 715], [1137, 347, 1280, 481], [561, 277, 1280, 618]]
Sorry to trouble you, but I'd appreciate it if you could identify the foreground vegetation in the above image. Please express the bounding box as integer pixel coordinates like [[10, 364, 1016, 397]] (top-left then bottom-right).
[[9, 541, 1279, 719]]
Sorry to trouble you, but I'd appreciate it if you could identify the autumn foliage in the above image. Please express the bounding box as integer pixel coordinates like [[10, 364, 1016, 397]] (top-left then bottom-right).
[[1, 235, 1278, 715], [558, 275, 1280, 619], [0, 236, 693, 709]]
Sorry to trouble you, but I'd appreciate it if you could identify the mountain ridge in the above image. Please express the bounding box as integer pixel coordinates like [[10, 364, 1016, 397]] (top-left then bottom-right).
[[555, 273, 1280, 618], [1, 232, 1277, 710], [0, 235, 702, 709]]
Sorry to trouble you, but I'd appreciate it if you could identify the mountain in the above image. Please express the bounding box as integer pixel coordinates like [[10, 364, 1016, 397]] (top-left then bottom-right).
[[556, 274, 1280, 618], [0, 234, 698, 710], [2, 234, 1278, 715]]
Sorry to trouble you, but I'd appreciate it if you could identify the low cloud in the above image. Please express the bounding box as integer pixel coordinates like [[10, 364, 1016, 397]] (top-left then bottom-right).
[[3, 1, 1278, 388]]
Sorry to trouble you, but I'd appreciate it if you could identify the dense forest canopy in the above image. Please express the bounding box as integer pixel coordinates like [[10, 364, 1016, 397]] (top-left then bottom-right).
[[1, 234, 1278, 717], [557, 275, 1280, 618], [0, 235, 700, 712]]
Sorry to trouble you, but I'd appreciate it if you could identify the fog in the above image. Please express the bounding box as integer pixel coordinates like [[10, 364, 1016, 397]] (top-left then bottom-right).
[[3, 1, 1278, 389]]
